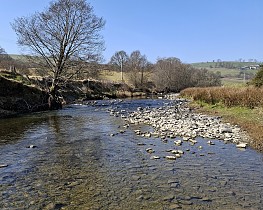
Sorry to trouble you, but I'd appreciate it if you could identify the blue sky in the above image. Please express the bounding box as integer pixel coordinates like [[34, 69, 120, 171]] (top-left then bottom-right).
[[0, 0, 262, 63]]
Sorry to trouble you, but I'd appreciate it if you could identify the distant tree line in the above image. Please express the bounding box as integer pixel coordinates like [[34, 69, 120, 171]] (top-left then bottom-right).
[[0, 46, 29, 74], [1, 45, 222, 93], [109, 51, 221, 92]]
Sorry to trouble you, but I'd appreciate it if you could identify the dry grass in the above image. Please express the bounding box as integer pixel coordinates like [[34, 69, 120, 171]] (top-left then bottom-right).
[[181, 86, 263, 108], [98, 70, 132, 84], [181, 86, 263, 151]]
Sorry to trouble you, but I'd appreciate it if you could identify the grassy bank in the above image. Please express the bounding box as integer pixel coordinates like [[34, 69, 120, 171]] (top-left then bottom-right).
[[181, 86, 263, 108], [180, 87, 263, 152]]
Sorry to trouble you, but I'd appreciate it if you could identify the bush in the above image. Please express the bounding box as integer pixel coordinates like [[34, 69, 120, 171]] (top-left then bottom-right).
[[251, 66, 263, 87]]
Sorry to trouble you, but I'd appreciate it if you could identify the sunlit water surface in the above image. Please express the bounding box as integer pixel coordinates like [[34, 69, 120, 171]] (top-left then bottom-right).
[[0, 99, 262, 210]]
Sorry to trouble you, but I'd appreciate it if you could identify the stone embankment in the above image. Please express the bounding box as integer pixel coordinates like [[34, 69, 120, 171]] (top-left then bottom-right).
[[109, 96, 251, 159]]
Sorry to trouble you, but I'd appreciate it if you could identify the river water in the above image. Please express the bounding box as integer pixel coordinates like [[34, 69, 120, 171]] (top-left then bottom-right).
[[0, 99, 262, 210]]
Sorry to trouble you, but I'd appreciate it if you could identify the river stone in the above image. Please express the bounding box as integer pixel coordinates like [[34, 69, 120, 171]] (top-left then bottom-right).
[[175, 154, 181, 158], [179, 200, 193, 205], [131, 175, 141, 181], [146, 148, 155, 153], [163, 195, 175, 201], [136, 195, 144, 201], [170, 183, 180, 188], [220, 126, 232, 133], [0, 164, 8, 168], [166, 156, 176, 160], [236, 143, 247, 148], [202, 197, 212, 202], [169, 204, 181, 209], [150, 156, 160, 160]]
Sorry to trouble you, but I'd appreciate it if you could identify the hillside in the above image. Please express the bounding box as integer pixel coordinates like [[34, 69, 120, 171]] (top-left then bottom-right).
[[191, 61, 262, 86]]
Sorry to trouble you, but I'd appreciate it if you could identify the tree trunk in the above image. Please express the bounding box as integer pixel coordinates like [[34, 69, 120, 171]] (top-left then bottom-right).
[[48, 83, 62, 110]]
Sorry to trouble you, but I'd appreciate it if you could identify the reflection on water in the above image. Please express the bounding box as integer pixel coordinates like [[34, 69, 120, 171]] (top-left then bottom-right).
[[0, 99, 263, 210]]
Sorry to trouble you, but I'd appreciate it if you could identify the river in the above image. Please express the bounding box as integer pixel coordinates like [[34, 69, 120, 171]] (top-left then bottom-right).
[[0, 98, 262, 210]]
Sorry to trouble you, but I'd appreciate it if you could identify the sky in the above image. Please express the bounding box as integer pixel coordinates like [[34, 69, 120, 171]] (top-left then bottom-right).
[[0, 0, 262, 63]]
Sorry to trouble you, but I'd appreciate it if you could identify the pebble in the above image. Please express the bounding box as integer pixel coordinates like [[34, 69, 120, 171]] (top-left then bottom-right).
[[179, 200, 193, 205], [163, 195, 175, 201], [207, 140, 215, 145], [131, 175, 141, 181], [0, 164, 8, 168], [166, 156, 176, 160], [169, 204, 181, 209], [236, 143, 247, 148], [146, 148, 155, 154], [150, 156, 160, 160]]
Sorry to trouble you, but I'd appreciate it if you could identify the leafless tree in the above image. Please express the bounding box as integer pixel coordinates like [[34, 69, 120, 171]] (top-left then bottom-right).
[[0, 46, 5, 55], [12, 0, 105, 109], [154, 57, 221, 92], [128, 50, 149, 88], [0, 46, 14, 71], [154, 57, 189, 92], [109, 50, 129, 82]]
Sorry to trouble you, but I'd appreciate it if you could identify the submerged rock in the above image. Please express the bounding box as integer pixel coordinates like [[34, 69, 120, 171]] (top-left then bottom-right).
[[146, 148, 155, 154], [0, 164, 8, 168], [166, 156, 176, 160]]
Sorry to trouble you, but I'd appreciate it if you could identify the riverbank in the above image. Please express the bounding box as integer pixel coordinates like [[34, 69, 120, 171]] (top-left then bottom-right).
[[0, 75, 49, 118], [186, 102, 263, 152], [180, 87, 263, 152], [0, 72, 147, 118]]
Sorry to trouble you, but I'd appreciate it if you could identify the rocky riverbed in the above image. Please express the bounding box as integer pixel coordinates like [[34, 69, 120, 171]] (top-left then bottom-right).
[[1, 97, 262, 209], [108, 97, 251, 159]]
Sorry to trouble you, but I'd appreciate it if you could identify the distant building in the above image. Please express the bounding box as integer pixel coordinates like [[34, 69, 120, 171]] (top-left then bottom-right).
[[241, 65, 260, 70]]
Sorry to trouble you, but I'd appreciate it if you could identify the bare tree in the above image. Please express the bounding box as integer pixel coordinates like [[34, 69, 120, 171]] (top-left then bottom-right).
[[154, 57, 186, 92], [154, 57, 221, 92], [0, 46, 14, 71], [0, 46, 5, 55], [109, 50, 128, 82], [128, 50, 149, 88], [12, 0, 105, 109]]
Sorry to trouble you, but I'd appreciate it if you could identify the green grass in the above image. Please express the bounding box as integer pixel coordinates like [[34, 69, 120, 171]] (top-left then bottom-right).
[[191, 61, 260, 69], [190, 100, 263, 151], [221, 78, 247, 87], [0, 71, 32, 85]]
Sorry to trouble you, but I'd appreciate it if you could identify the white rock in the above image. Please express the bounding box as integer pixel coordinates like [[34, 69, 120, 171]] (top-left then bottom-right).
[[150, 156, 160, 159], [166, 156, 176, 160], [236, 143, 247, 148]]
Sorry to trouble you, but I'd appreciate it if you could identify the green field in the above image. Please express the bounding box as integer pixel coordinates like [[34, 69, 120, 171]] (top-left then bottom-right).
[[191, 61, 261, 86], [191, 61, 260, 69]]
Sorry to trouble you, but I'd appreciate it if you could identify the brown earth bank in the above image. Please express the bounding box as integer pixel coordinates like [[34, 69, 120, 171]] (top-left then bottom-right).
[[0, 73, 146, 118], [0, 75, 49, 118]]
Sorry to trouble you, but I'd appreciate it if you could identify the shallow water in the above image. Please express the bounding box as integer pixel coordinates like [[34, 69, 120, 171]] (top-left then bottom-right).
[[0, 99, 262, 210]]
